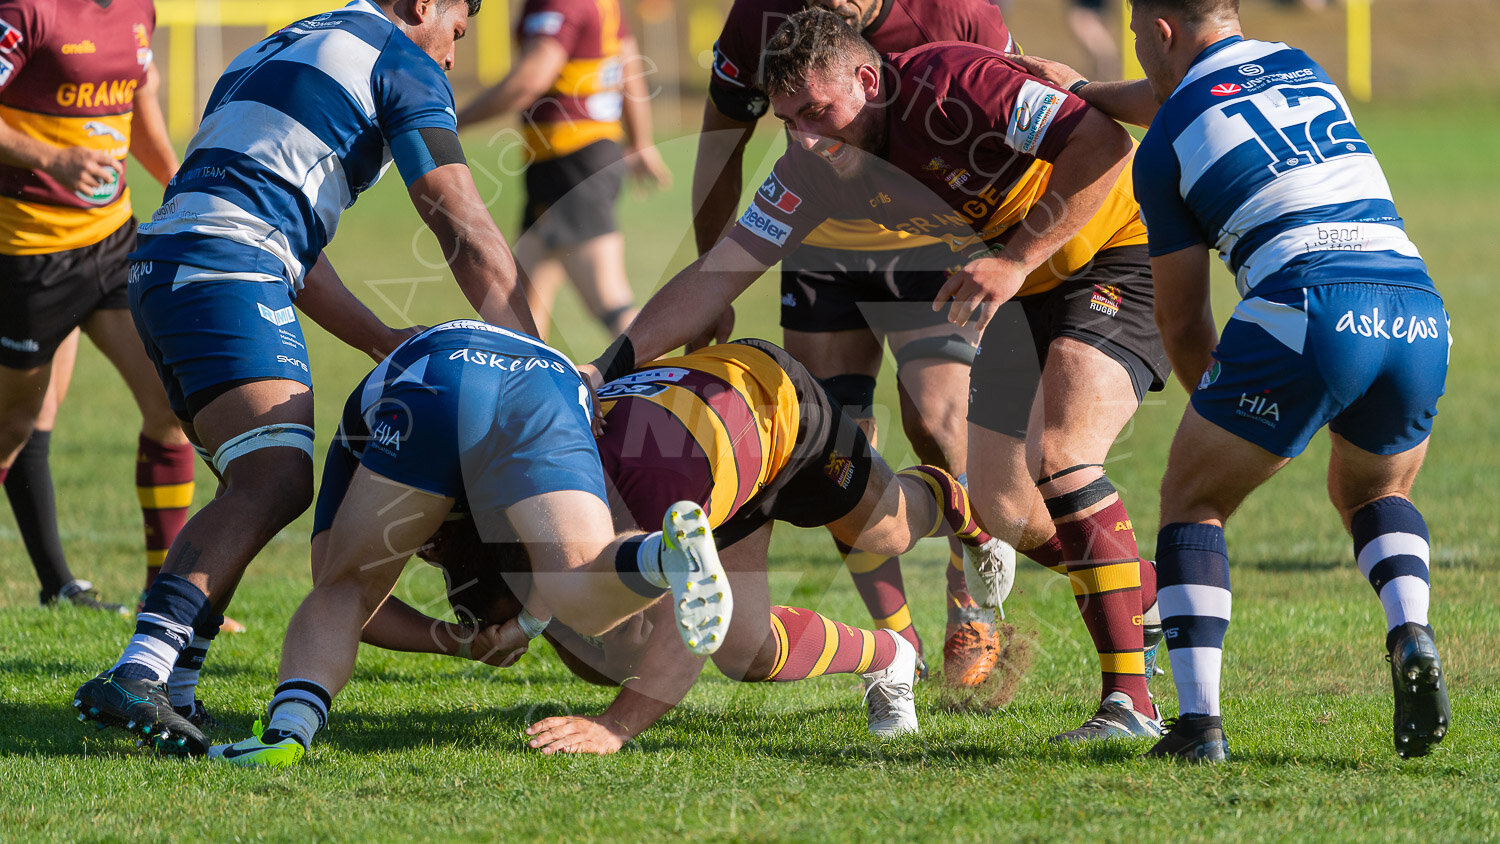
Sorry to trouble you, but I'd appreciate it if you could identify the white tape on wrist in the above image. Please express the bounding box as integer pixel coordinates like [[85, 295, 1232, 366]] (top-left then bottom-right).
[[517, 609, 551, 639]]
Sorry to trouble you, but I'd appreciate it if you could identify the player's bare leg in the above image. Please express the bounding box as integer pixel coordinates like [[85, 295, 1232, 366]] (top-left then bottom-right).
[[558, 232, 638, 337], [76, 380, 314, 755], [785, 326, 929, 663]]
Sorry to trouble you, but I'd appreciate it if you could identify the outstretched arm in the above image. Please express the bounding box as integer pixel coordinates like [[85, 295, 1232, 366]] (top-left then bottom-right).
[[129, 62, 178, 186], [935, 107, 1133, 331], [456, 37, 568, 128], [1007, 54, 1161, 128], [619, 35, 670, 190], [584, 237, 768, 382], [294, 254, 417, 362], [408, 163, 538, 336], [691, 100, 757, 256], [526, 602, 706, 754]]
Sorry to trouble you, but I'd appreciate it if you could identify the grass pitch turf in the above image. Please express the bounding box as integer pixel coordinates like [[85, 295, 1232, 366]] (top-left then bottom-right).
[[0, 94, 1497, 842]]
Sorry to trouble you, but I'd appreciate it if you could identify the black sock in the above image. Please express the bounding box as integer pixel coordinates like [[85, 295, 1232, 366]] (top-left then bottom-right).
[[5, 431, 73, 597]]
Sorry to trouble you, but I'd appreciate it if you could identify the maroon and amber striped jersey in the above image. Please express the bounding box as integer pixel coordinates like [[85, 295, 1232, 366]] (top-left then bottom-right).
[[515, 0, 627, 162], [0, 0, 154, 254], [596, 343, 800, 529]]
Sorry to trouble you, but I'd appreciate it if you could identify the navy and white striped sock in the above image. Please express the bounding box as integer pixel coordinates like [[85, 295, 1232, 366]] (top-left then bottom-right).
[[1156, 523, 1232, 717], [113, 573, 208, 683], [266, 679, 333, 749], [1352, 496, 1431, 634]]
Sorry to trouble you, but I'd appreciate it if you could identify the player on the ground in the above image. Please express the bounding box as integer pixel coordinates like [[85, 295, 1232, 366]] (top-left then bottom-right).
[[205, 321, 735, 766], [594, 10, 1169, 741], [0, 0, 197, 618], [457, 0, 668, 339], [695, 0, 1017, 687], [73, 0, 539, 756], [1027, 0, 1450, 762], [276, 339, 1012, 760]]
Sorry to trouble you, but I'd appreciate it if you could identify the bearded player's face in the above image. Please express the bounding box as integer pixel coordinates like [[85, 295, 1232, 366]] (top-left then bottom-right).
[[771, 61, 886, 180]]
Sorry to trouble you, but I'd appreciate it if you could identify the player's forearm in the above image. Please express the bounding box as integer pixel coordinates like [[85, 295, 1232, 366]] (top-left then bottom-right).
[[294, 254, 405, 359], [0, 120, 63, 174], [620, 38, 655, 152], [691, 101, 754, 255], [996, 114, 1132, 272], [457, 76, 542, 128], [1072, 79, 1160, 128], [612, 246, 765, 365], [129, 63, 178, 186], [362, 596, 469, 656]]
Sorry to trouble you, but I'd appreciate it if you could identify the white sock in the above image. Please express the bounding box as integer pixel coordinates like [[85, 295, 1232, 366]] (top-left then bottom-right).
[[637, 532, 667, 589]]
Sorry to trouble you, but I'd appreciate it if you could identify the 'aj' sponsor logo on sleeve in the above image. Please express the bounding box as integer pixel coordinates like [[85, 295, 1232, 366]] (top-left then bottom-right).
[[756, 173, 802, 213], [0, 20, 21, 53]]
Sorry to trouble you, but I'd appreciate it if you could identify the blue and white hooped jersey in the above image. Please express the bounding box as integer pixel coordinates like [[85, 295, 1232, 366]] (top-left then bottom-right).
[[1135, 36, 1433, 300], [132, 0, 458, 292]]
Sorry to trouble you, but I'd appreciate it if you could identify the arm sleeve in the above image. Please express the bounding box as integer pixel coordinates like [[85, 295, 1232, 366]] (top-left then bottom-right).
[[0, 0, 41, 97], [1134, 127, 1208, 256], [705, 1, 791, 122], [723, 155, 830, 265], [517, 0, 585, 56], [990, 59, 1091, 162], [373, 40, 460, 142]]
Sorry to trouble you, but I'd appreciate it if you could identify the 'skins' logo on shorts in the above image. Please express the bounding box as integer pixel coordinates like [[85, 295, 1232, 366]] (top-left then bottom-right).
[[258, 303, 296, 326], [823, 452, 855, 489], [1088, 284, 1122, 317]]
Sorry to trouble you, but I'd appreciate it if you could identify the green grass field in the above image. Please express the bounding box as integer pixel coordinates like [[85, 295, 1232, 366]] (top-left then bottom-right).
[[1, 96, 1498, 842]]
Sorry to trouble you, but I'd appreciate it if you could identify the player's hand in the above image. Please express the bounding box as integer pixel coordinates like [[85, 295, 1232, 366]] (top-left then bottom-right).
[[371, 325, 425, 362], [685, 307, 735, 352], [525, 715, 631, 755], [45, 147, 123, 196], [933, 255, 1027, 333], [466, 618, 529, 667], [577, 362, 606, 435], [1006, 54, 1088, 93], [625, 146, 672, 194]]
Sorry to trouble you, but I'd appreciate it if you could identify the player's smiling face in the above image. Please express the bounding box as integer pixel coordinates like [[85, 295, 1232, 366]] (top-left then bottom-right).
[[771, 61, 886, 180]]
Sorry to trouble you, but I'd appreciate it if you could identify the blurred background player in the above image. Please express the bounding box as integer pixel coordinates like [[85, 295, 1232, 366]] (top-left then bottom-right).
[[0, 0, 196, 615], [692, 0, 1016, 688], [600, 10, 1171, 741], [73, 0, 536, 757], [208, 321, 734, 766], [1032, 0, 1449, 762], [457, 0, 669, 340], [1066, 0, 1119, 81], [344, 339, 1011, 755]]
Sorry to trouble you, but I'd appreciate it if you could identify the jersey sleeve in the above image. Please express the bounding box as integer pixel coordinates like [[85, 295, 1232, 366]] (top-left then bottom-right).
[[957, 1, 1014, 52], [372, 40, 459, 140], [517, 0, 587, 55], [723, 153, 831, 265], [705, 0, 781, 122], [1134, 125, 1207, 256], [990, 59, 1090, 162], [0, 0, 42, 98]]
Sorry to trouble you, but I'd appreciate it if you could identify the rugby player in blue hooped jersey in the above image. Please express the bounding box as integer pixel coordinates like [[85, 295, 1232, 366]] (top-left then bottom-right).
[[1018, 0, 1451, 762], [69, 0, 620, 757]]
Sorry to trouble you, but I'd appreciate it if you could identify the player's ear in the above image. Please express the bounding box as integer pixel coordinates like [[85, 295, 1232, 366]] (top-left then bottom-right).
[[856, 62, 880, 101]]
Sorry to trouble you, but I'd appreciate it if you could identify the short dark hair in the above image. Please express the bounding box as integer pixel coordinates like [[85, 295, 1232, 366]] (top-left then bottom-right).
[[1130, 0, 1239, 25], [760, 8, 880, 99], [438, 0, 482, 17]]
